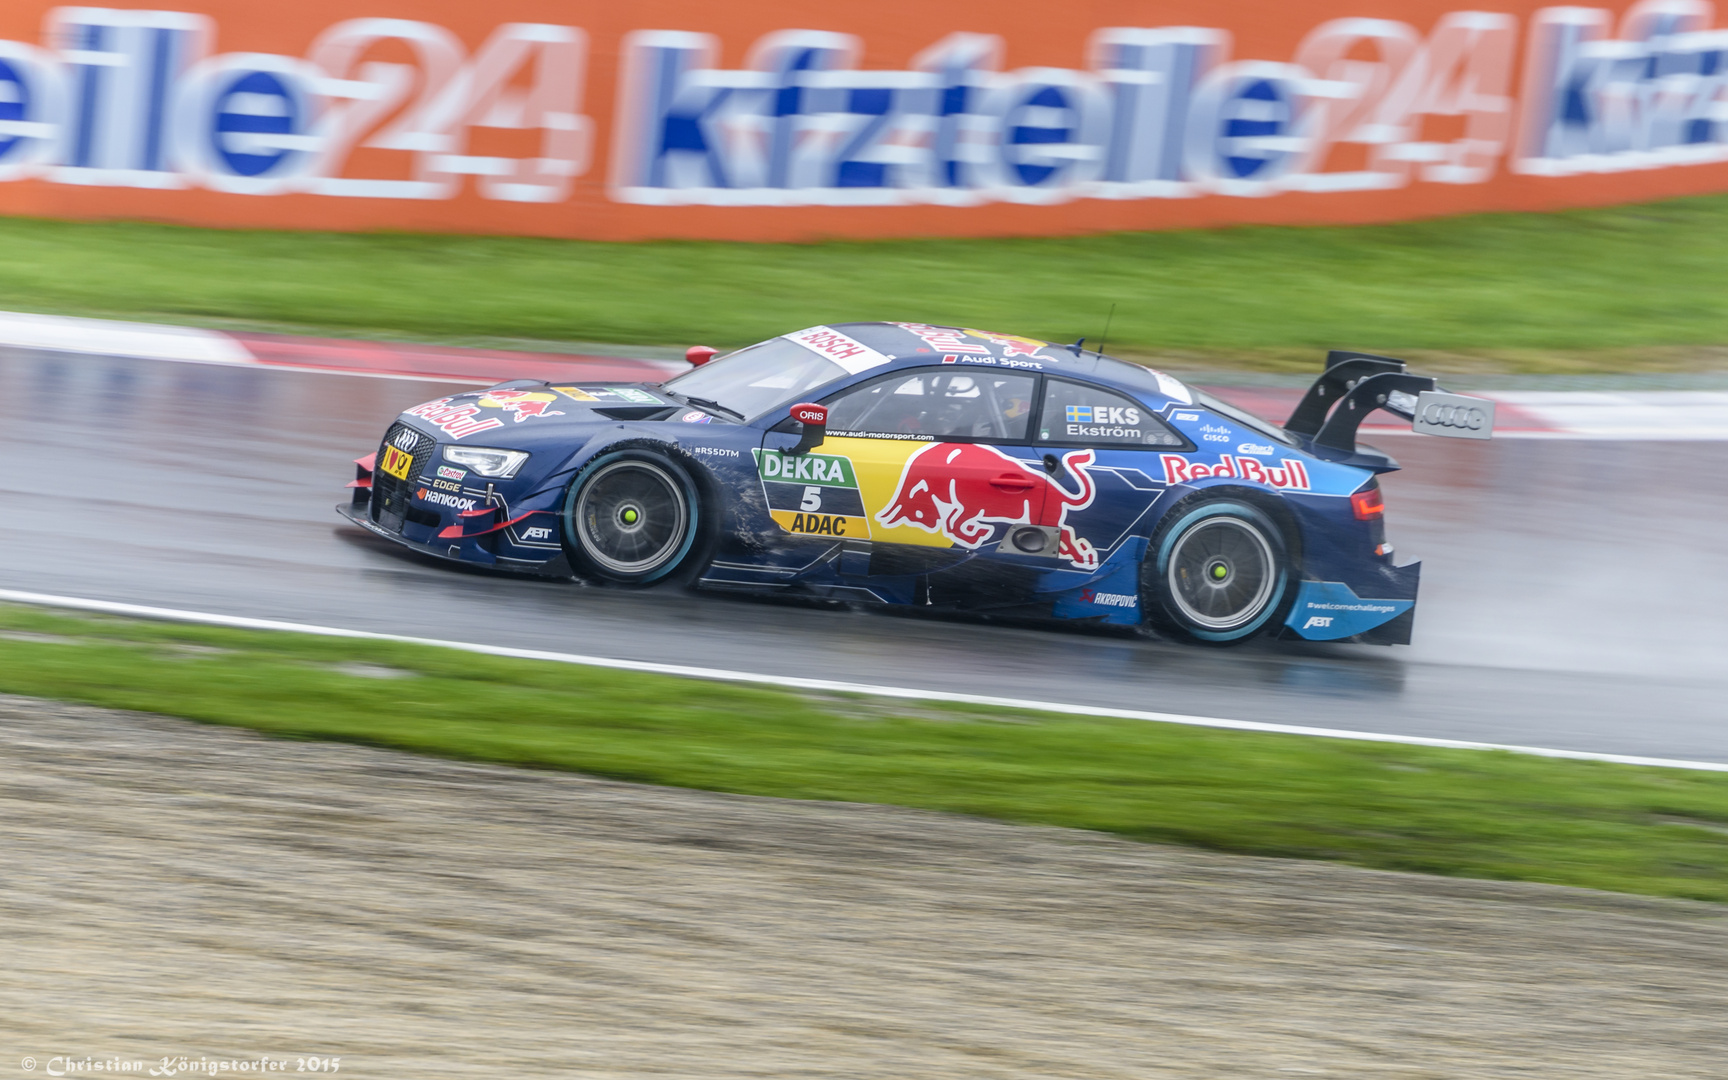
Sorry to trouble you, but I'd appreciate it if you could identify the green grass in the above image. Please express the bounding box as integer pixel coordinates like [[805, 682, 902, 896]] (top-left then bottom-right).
[[4, 602, 1727, 902], [8, 196, 1728, 371]]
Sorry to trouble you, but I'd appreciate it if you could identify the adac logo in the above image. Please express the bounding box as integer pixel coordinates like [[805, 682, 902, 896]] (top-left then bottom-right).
[[478, 389, 565, 423], [877, 443, 1100, 569], [751, 448, 869, 538]]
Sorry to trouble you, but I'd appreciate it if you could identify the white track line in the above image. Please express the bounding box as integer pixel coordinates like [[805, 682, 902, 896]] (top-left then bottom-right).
[[2, 588, 1723, 773], [0, 309, 254, 364], [8, 309, 1728, 439]]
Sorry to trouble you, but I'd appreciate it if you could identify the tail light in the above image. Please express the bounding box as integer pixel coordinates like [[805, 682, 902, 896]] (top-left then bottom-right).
[[1351, 485, 1385, 521]]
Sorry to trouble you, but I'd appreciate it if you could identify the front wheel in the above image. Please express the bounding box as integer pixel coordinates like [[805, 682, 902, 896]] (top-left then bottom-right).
[[1143, 499, 1291, 644], [563, 450, 700, 585]]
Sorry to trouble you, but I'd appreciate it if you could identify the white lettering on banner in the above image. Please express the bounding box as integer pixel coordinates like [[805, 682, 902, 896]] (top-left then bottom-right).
[[609, 14, 1533, 205], [1514, 0, 1728, 176], [1, 8, 591, 199], [4, 5, 1728, 202], [45, 8, 210, 188]]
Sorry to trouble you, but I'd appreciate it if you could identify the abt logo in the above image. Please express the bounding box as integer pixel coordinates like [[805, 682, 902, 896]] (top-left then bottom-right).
[[1303, 616, 1334, 630]]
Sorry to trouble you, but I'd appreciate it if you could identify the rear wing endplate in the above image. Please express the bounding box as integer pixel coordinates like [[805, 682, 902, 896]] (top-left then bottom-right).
[[1286, 350, 1494, 462]]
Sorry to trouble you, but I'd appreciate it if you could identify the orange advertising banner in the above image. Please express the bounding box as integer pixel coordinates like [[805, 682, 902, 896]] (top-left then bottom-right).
[[0, 0, 1724, 241]]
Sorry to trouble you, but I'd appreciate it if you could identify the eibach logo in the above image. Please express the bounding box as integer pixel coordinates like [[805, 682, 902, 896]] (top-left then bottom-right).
[[876, 443, 1100, 569], [1159, 454, 1310, 489]]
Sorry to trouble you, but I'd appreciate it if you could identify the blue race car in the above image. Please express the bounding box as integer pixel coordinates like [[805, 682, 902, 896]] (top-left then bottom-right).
[[340, 322, 1494, 645]]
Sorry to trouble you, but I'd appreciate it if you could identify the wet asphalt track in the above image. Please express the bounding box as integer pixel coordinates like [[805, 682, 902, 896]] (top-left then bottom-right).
[[2, 347, 1724, 761]]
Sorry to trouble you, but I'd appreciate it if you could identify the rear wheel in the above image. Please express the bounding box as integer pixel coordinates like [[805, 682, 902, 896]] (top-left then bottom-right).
[[1143, 499, 1290, 644], [563, 450, 699, 585]]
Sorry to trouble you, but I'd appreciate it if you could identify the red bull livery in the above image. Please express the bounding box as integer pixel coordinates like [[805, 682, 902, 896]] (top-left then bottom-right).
[[877, 444, 1100, 570], [340, 323, 1495, 645]]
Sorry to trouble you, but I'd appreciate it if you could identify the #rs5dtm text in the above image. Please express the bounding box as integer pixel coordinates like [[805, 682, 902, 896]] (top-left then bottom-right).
[[341, 322, 1493, 645]]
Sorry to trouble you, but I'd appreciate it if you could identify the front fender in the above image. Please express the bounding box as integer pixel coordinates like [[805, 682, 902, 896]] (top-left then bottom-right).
[[524, 425, 693, 502]]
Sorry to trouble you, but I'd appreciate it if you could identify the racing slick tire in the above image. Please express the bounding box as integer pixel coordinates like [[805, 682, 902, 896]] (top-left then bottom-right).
[[562, 449, 701, 585], [1142, 497, 1293, 645]]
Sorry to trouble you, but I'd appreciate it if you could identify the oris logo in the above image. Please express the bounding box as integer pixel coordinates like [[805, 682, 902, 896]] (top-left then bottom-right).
[[1412, 391, 1496, 441]]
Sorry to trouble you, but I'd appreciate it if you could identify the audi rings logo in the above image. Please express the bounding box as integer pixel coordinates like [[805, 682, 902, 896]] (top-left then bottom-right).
[[392, 429, 420, 451], [1412, 391, 1495, 440], [1418, 402, 1487, 430]]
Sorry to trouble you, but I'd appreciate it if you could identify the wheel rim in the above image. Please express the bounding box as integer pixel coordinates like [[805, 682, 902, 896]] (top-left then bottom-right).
[[574, 460, 688, 575], [1166, 516, 1277, 631]]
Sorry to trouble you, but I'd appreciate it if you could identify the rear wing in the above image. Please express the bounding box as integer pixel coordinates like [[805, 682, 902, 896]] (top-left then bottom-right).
[[1285, 350, 1494, 463]]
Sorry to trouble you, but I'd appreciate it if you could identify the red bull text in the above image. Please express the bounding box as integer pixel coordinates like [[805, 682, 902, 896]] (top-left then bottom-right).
[[1160, 454, 1311, 489]]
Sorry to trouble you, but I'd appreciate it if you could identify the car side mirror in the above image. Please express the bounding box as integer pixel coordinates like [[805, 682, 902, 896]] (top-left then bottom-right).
[[790, 402, 827, 454], [686, 345, 719, 366]]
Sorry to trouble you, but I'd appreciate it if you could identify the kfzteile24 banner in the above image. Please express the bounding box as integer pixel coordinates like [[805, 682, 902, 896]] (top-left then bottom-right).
[[0, 0, 1725, 240]]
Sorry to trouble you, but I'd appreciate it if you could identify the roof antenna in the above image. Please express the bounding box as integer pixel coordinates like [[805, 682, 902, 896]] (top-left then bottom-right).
[[1097, 302, 1117, 359], [1069, 337, 1086, 356]]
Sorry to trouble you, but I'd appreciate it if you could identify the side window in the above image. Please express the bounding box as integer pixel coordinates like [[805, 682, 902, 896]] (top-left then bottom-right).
[[1037, 378, 1183, 448], [823, 369, 1038, 442]]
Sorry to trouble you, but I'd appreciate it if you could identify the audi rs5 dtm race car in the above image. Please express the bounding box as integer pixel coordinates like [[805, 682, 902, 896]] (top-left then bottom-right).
[[340, 322, 1494, 645]]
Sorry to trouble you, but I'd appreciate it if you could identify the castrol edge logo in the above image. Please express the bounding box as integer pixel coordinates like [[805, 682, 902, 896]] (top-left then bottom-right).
[[1160, 454, 1310, 490]]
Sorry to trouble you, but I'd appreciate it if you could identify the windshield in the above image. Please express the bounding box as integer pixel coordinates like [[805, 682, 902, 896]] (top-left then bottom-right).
[[663, 339, 850, 421], [1193, 389, 1296, 447]]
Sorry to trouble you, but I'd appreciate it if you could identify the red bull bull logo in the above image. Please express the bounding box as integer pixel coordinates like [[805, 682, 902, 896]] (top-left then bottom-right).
[[893, 322, 990, 356], [876, 443, 1100, 570], [478, 389, 566, 423], [962, 329, 1049, 358]]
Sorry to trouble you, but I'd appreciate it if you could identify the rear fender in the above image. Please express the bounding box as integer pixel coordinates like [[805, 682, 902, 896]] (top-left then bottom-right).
[[1157, 482, 1305, 571]]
